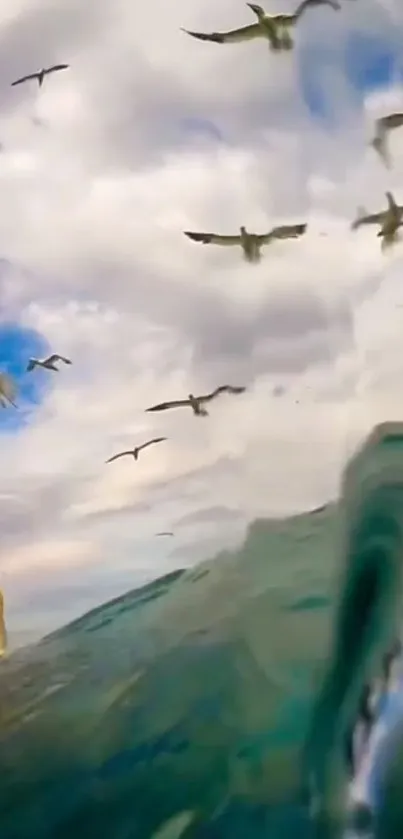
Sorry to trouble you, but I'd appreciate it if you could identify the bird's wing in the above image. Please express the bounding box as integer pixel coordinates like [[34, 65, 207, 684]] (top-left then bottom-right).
[[156, 532, 174, 537], [258, 223, 307, 243], [184, 230, 241, 246], [199, 385, 246, 403], [181, 23, 261, 44], [146, 400, 190, 412], [26, 359, 36, 372], [386, 191, 398, 212], [351, 209, 384, 230], [106, 451, 134, 463], [294, 0, 340, 18], [139, 437, 167, 451], [11, 73, 39, 86], [47, 64, 69, 73], [47, 354, 71, 365], [382, 113, 403, 131]]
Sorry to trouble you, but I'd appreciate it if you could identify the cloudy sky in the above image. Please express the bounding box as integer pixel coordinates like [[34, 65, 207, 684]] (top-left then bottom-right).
[[1, 0, 403, 645]]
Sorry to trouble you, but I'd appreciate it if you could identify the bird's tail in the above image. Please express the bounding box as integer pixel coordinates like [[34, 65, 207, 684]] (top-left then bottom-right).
[[380, 230, 399, 251]]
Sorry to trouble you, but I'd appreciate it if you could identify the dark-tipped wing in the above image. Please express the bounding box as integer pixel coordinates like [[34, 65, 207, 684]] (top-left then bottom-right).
[[386, 191, 398, 212], [184, 231, 241, 246], [181, 24, 261, 44], [258, 223, 307, 244], [106, 451, 134, 464], [199, 385, 246, 404], [11, 72, 39, 86], [47, 354, 72, 365], [379, 113, 403, 132], [146, 399, 190, 412], [295, 0, 340, 19], [351, 209, 385, 230], [46, 64, 69, 74], [138, 437, 167, 452]]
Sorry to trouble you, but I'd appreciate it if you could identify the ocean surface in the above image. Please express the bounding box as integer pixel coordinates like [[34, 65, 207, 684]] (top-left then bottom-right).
[[1, 422, 403, 838]]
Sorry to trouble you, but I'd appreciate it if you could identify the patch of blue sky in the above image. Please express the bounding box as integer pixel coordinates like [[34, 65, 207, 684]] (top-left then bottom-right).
[[344, 30, 398, 95], [0, 322, 51, 433], [299, 32, 399, 124]]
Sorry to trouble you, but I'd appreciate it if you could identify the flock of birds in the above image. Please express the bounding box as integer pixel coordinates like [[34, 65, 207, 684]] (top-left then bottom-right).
[[0, 4, 403, 543]]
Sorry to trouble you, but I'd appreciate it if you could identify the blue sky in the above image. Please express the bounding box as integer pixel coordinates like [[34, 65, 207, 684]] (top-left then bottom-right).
[[0, 322, 50, 431], [300, 30, 399, 122]]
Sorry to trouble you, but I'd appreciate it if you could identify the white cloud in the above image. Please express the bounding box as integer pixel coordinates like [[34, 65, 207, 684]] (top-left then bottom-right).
[[0, 0, 403, 644]]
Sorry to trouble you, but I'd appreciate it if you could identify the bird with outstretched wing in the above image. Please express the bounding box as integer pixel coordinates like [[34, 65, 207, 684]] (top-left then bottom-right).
[[146, 385, 246, 415], [106, 437, 167, 463], [11, 64, 69, 87]]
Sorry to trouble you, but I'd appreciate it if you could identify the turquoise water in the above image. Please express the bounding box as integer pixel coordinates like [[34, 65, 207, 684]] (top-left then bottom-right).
[[1, 422, 403, 838]]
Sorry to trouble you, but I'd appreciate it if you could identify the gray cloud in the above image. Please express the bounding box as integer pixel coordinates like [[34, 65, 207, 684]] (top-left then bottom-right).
[[0, 0, 401, 643], [174, 505, 242, 528]]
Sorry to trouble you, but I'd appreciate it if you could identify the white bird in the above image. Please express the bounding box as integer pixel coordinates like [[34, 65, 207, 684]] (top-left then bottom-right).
[[182, 1, 339, 52], [184, 223, 307, 263], [0, 373, 17, 408], [370, 113, 403, 168], [351, 191, 403, 251], [27, 354, 72, 372], [106, 437, 167, 464], [146, 385, 246, 417], [11, 64, 69, 88]]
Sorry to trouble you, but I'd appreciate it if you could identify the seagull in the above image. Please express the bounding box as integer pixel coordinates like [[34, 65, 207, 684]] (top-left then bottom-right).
[[146, 385, 246, 417], [184, 223, 307, 263], [351, 191, 403, 251], [370, 113, 403, 168], [0, 373, 17, 408], [11, 64, 69, 88], [182, 1, 339, 52], [106, 437, 167, 464], [27, 354, 72, 372], [156, 532, 174, 537]]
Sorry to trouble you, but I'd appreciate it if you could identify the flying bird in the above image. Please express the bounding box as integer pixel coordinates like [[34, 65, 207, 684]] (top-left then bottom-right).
[[184, 223, 306, 263], [351, 191, 403, 251], [156, 532, 174, 537], [0, 372, 17, 408], [27, 354, 72, 372], [11, 64, 69, 88], [370, 113, 403, 168], [106, 437, 167, 464], [146, 385, 246, 417], [182, 1, 339, 52]]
